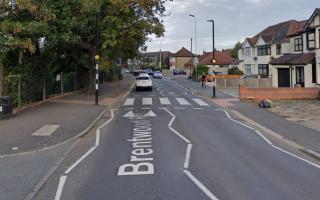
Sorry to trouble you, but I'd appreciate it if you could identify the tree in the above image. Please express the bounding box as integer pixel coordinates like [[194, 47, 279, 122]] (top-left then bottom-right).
[[230, 41, 243, 59], [228, 67, 243, 75]]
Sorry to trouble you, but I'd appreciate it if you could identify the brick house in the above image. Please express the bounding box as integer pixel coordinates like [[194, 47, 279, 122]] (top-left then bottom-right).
[[170, 47, 194, 69], [197, 51, 236, 74], [238, 8, 320, 88]]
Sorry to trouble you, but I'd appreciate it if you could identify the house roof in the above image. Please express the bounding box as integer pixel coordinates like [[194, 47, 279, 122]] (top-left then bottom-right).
[[199, 51, 235, 65], [270, 53, 315, 65], [303, 8, 320, 30], [245, 20, 307, 46], [230, 59, 243, 65], [173, 47, 193, 57]]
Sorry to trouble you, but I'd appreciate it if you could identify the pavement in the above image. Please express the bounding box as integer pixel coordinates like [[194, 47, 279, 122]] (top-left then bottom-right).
[[270, 100, 320, 131], [172, 76, 320, 155], [0, 74, 134, 156], [33, 76, 320, 200]]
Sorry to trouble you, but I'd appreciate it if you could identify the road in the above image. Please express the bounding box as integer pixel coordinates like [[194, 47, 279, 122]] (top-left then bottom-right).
[[35, 76, 320, 200]]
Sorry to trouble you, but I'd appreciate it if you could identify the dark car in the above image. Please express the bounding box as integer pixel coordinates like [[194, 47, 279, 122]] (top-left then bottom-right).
[[145, 68, 154, 76], [173, 69, 187, 75], [133, 70, 147, 76]]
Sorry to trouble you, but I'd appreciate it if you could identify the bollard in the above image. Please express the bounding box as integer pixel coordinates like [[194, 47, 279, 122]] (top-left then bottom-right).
[[212, 85, 216, 98]]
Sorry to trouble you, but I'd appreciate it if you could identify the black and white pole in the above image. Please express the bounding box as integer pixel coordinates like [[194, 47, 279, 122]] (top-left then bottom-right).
[[95, 12, 100, 106], [207, 19, 216, 98]]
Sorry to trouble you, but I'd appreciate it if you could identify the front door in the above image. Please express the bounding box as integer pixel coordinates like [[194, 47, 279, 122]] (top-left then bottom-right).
[[278, 68, 290, 87], [296, 67, 305, 87]]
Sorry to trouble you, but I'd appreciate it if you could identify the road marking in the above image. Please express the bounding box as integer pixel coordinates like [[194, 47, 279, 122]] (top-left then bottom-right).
[[184, 144, 193, 169], [143, 98, 152, 105], [54, 176, 67, 200], [169, 127, 191, 144], [184, 170, 219, 200], [169, 92, 175, 95], [176, 98, 191, 105], [193, 98, 209, 106], [123, 110, 157, 118], [193, 108, 204, 110], [216, 109, 320, 170], [124, 98, 135, 106], [271, 145, 320, 169], [32, 125, 60, 136], [174, 107, 186, 110], [160, 98, 171, 105], [141, 107, 151, 110]]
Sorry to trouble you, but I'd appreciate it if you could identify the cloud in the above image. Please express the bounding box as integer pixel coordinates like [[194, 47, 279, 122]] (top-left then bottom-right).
[[147, 0, 319, 53]]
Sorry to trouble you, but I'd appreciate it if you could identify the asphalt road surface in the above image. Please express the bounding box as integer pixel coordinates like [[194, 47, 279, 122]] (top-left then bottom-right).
[[35, 76, 320, 200]]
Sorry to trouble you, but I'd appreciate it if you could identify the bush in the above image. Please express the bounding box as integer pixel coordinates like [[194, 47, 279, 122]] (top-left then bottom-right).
[[192, 64, 209, 78], [228, 67, 243, 75]]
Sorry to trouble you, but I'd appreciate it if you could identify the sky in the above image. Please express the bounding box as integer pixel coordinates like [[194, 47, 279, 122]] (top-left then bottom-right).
[[145, 0, 319, 54]]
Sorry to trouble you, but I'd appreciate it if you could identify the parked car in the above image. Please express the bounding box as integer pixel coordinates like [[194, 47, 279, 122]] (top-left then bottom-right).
[[145, 68, 154, 76], [173, 69, 187, 75], [240, 74, 260, 79], [153, 71, 163, 79], [136, 74, 153, 91]]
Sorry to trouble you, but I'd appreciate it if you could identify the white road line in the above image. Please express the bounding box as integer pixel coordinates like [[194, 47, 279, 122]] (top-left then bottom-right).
[[174, 107, 186, 110], [216, 109, 320, 170], [160, 98, 171, 105], [54, 176, 67, 200], [216, 109, 254, 130], [271, 145, 320, 169], [95, 129, 100, 147], [124, 108, 134, 110], [169, 127, 191, 144], [184, 144, 193, 169], [193, 98, 209, 106], [184, 170, 219, 200], [176, 98, 191, 106], [193, 108, 204, 110], [124, 98, 135, 106], [255, 130, 273, 145], [143, 98, 153, 105], [64, 147, 96, 174]]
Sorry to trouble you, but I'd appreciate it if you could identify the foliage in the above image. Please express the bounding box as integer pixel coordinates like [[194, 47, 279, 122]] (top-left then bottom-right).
[[194, 64, 209, 76], [229, 41, 243, 59], [228, 67, 243, 75]]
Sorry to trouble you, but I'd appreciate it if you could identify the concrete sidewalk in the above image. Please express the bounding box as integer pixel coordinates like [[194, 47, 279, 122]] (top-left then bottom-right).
[[173, 76, 320, 155], [0, 74, 134, 156]]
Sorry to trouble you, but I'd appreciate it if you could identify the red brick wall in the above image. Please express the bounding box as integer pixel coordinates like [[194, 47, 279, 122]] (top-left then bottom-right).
[[239, 86, 320, 100]]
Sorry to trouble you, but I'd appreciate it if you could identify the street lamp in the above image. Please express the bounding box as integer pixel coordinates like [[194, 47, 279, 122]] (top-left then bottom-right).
[[189, 14, 197, 80], [207, 19, 216, 98]]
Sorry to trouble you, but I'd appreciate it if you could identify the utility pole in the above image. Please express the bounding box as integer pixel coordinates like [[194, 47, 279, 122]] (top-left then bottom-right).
[[207, 19, 216, 98], [189, 14, 197, 80]]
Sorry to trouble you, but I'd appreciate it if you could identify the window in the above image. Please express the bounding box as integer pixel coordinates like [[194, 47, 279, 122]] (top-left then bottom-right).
[[276, 44, 282, 55], [307, 31, 315, 50], [258, 64, 269, 77], [312, 61, 316, 83], [294, 37, 303, 52], [257, 45, 271, 56], [243, 47, 252, 57], [245, 64, 252, 75]]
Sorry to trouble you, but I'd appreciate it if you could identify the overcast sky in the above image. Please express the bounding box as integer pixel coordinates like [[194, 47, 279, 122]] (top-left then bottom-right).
[[145, 0, 319, 54]]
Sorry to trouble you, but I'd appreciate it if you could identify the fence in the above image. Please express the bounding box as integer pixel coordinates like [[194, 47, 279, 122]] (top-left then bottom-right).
[[239, 86, 320, 100], [215, 74, 242, 79], [3, 71, 88, 108], [216, 78, 272, 89]]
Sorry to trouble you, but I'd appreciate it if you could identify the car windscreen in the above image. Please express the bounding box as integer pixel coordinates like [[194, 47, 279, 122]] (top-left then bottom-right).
[[137, 77, 150, 80]]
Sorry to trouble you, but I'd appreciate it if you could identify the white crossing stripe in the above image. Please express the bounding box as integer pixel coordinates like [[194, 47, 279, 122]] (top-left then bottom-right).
[[193, 98, 209, 106], [124, 98, 135, 106], [176, 98, 191, 105], [160, 98, 171, 105], [32, 125, 60, 136], [143, 98, 153, 105]]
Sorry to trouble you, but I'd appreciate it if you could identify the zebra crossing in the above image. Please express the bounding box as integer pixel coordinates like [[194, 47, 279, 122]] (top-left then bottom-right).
[[123, 97, 209, 107]]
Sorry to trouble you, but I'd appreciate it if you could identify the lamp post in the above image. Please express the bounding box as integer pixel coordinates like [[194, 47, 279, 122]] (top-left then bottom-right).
[[189, 14, 197, 80], [207, 19, 217, 98], [95, 12, 100, 106]]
